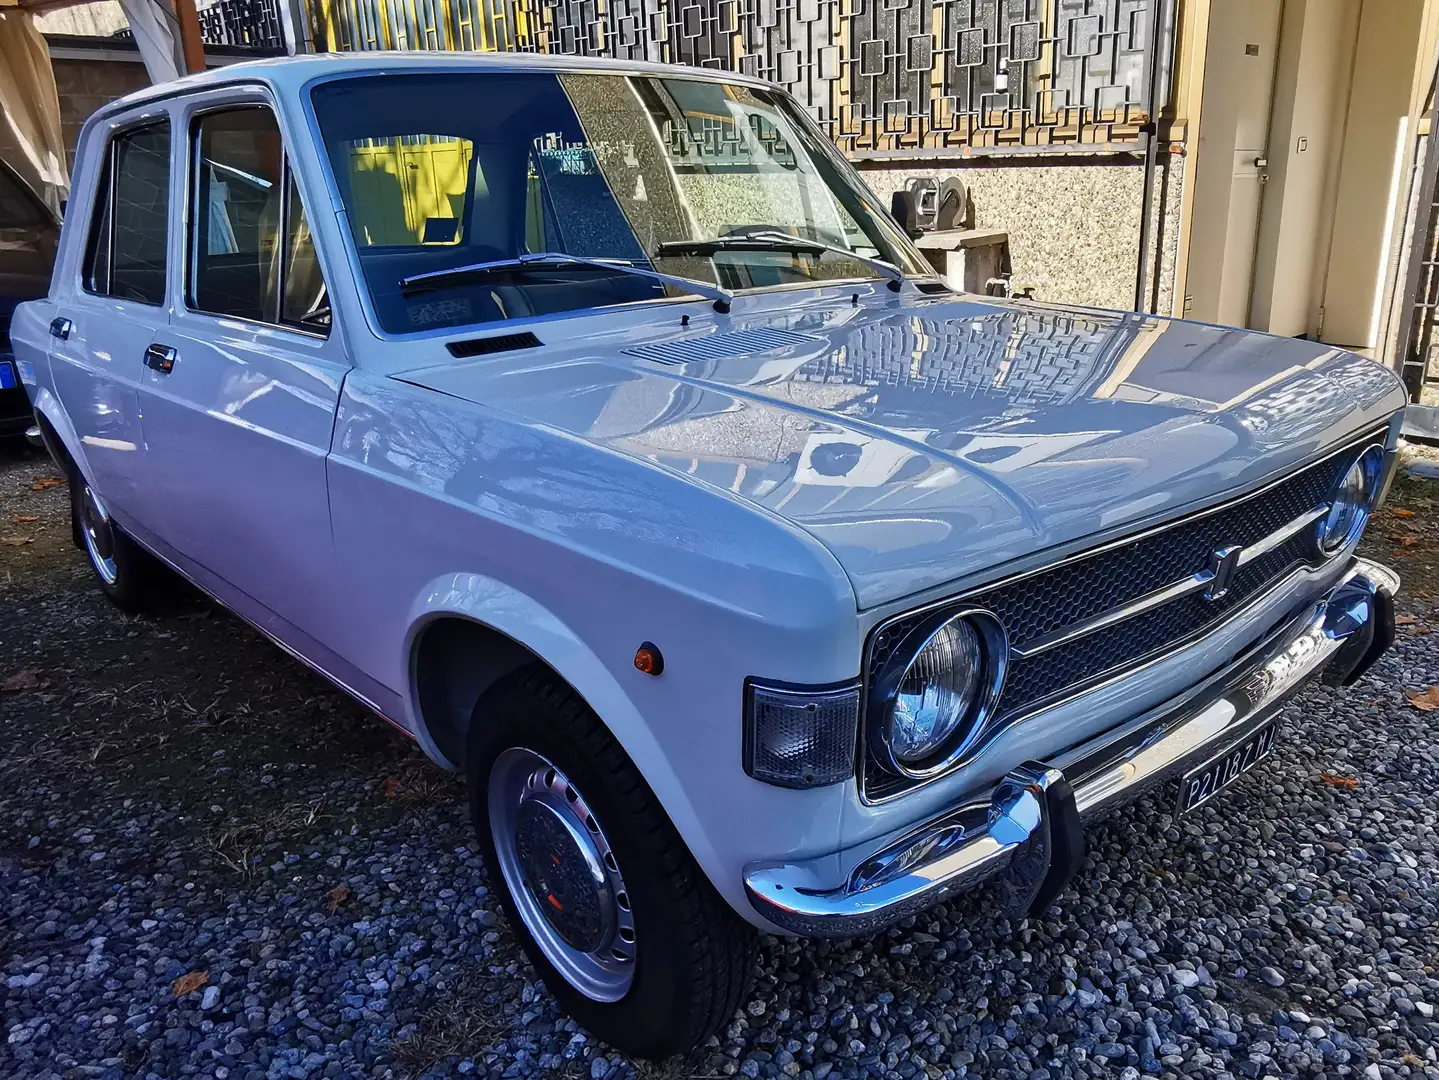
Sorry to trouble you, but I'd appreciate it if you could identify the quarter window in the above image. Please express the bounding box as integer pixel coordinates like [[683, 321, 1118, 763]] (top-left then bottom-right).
[[84, 121, 171, 305], [190, 106, 329, 334]]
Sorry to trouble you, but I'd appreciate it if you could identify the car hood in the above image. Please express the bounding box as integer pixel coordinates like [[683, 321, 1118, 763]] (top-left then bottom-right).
[[397, 294, 1406, 608]]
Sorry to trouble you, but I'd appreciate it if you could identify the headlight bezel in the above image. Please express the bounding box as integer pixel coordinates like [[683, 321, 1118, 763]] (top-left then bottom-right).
[[1316, 443, 1386, 555], [867, 607, 1009, 780]]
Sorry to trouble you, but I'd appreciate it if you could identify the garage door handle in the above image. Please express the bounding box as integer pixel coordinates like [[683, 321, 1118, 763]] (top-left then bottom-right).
[[144, 343, 177, 374]]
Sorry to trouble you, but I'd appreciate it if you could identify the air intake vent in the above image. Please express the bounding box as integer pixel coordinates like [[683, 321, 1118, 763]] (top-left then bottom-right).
[[446, 331, 542, 358], [915, 280, 953, 295], [623, 326, 821, 367]]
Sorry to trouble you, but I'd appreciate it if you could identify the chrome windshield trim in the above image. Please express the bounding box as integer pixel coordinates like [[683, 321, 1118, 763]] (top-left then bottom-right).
[[1011, 504, 1330, 659]]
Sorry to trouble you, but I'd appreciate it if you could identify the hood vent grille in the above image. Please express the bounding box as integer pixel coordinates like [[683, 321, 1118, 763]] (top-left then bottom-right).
[[446, 331, 542, 358], [623, 327, 820, 366]]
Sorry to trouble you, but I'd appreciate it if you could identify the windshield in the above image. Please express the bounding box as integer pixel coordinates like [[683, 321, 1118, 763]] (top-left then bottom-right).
[[309, 71, 927, 335]]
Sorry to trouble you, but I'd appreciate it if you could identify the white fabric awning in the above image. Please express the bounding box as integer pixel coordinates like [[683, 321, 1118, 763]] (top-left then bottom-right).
[[115, 0, 185, 84], [0, 8, 68, 214]]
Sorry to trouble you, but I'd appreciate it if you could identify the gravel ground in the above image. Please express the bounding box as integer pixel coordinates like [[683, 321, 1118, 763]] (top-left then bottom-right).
[[5, 443, 1439, 1080]]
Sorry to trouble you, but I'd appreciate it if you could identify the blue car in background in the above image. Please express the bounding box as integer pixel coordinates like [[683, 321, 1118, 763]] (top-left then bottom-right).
[[0, 159, 58, 441]]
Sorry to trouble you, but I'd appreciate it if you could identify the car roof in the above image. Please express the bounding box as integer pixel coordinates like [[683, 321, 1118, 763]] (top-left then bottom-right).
[[96, 51, 779, 119]]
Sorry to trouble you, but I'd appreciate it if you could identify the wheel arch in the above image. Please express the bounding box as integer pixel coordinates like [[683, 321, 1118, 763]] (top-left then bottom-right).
[[401, 573, 724, 892], [29, 389, 86, 481]]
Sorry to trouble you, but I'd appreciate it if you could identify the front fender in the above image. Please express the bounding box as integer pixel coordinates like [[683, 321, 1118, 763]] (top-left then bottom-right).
[[400, 570, 725, 913]]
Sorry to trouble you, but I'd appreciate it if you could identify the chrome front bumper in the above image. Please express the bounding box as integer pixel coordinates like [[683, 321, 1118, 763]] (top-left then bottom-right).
[[745, 559, 1399, 937]]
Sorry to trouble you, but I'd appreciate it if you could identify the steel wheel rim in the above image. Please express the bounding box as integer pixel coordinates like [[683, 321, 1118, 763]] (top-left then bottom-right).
[[81, 485, 119, 587], [489, 748, 636, 1001]]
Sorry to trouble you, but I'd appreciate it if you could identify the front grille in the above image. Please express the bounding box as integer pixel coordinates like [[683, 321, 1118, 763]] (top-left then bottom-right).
[[862, 435, 1377, 801]]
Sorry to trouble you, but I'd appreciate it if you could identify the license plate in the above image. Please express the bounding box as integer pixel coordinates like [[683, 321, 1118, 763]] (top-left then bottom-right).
[[0, 361, 15, 390], [1175, 722, 1279, 818]]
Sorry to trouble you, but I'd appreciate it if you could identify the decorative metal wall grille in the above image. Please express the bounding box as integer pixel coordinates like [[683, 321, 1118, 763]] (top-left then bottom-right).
[[112, 0, 285, 50], [198, 0, 286, 49], [306, 0, 1168, 155]]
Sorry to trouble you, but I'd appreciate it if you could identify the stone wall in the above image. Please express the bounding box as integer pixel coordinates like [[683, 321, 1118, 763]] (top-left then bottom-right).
[[857, 156, 1185, 317], [50, 56, 149, 168]]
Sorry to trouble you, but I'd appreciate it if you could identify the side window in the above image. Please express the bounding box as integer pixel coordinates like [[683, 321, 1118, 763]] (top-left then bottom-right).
[[191, 106, 329, 334], [83, 121, 170, 305]]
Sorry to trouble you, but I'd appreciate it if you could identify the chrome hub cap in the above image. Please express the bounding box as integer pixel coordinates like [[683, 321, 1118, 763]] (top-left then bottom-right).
[[81, 486, 118, 586], [489, 748, 636, 1001]]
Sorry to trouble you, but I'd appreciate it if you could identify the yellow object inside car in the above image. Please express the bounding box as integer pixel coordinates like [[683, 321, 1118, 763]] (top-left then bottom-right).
[[343, 135, 476, 246]]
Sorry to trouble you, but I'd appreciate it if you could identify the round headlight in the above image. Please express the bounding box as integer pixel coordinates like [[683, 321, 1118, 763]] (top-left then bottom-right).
[[892, 618, 982, 762], [1319, 445, 1384, 553], [872, 610, 1007, 778]]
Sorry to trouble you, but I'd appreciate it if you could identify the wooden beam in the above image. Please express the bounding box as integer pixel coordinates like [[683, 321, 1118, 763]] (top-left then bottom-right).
[[172, 0, 205, 73]]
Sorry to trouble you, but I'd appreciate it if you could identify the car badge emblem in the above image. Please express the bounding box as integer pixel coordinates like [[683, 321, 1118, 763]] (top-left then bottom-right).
[[1203, 545, 1243, 601]]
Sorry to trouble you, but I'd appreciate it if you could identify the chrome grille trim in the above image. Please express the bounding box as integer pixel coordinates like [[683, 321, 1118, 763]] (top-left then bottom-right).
[[1010, 504, 1330, 659], [859, 423, 1395, 804]]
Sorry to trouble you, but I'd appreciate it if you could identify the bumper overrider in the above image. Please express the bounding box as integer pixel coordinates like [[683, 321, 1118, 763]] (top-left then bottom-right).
[[745, 558, 1399, 937]]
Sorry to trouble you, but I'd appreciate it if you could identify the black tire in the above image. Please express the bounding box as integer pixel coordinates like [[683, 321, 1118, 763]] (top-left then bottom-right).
[[70, 472, 173, 613], [468, 666, 758, 1059]]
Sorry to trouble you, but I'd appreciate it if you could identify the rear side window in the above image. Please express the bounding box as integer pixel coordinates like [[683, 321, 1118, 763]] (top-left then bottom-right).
[[84, 121, 171, 305]]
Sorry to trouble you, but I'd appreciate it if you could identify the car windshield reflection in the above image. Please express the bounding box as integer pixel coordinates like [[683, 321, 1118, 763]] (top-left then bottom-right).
[[309, 70, 926, 335]]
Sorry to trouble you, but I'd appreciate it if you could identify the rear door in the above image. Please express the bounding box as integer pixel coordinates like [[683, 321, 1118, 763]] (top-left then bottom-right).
[[47, 114, 172, 531], [136, 90, 348, 647]]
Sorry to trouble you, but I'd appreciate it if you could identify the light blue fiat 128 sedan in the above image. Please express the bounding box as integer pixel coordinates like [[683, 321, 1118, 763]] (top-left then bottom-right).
[[10, 52, 1405, 1057]]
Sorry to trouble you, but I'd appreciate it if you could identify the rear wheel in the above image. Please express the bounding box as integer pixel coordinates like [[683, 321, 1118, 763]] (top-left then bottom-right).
[[71, 475, 173, 613], [469, 667, 757, 1059]]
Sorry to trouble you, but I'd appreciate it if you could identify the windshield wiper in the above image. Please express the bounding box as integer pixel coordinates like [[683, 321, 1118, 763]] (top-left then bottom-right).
[[399, 252, 736, 313], [655, 232, 905, 292]]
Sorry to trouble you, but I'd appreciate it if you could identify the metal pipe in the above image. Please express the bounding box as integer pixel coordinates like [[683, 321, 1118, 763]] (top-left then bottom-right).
[[1134, 0, 1175, 314]]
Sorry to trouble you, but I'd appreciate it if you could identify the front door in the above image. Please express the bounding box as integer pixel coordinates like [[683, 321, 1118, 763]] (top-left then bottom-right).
[[136, 95, 347, 649]]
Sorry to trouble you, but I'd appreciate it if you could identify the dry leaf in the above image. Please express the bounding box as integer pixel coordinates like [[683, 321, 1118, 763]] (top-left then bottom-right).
[[378, 777, 400, 798], [1404, 1055, 1425, 1067], [1398, 615, 1418, 625], [2, 669, 39, 692], [1392, 508, 1416, 518], [326, 884, 351, 914], [170, 970, 208, 997], [1407, 686, 1439, 711], [11, 515, 38, 524], [1415, 626, 1433, 635], [1392, 534, 1424, 548], [0, 536, 32, 547], [29, 476, 63, 491], [1319, 773, 1360, 790]]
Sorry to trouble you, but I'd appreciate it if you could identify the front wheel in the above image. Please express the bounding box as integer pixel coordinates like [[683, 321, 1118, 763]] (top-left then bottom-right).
[[469, 668, 758, 1059]]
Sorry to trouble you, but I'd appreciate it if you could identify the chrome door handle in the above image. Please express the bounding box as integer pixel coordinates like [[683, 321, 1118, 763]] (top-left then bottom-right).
[[144, 343, 177, 374], [49, 317, 71, 340]]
